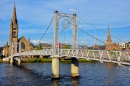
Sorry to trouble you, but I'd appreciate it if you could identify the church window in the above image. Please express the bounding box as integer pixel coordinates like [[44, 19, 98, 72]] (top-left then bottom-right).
[[21, 42, 25, 49], [12, 32, 16, 38], [13, 28, 16, 30]]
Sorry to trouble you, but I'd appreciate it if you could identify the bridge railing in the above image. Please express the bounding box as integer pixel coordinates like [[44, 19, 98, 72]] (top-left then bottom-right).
[[13, 49, 130, 64]]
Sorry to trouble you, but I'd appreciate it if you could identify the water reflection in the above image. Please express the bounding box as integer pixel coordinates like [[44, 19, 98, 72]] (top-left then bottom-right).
[[71, 77, 79, 86], [0, 62, 130, 86], [52, 79, 59, 86], [105, 63, 116, 85], [51, 77, 79, 86]]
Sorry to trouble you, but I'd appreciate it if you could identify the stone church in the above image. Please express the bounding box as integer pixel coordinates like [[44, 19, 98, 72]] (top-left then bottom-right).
[[3, 5, 33, 57], [105, 26, 121, 50]]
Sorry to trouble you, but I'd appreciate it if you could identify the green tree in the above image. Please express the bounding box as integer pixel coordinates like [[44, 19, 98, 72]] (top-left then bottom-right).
[[63, 45, 70, 49], [36, 44, 43, 50]]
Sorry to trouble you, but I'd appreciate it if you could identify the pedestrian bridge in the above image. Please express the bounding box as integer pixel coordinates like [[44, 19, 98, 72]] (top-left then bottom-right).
[[8, 10, 130, 79], [13, 49, 130, 66], [9, 49, 130, 79]]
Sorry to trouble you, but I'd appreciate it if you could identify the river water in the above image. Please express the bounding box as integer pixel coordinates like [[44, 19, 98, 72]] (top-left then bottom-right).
[[0, 62, 130, 86]]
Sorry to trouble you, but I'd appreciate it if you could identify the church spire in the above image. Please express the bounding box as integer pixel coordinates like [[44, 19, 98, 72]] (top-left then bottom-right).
[[107, 25, 111, 41], [6, 41, 8, 46], [12, 4, 17, 23], [9, 4, 18, 55], [105, 25, 113, 50]]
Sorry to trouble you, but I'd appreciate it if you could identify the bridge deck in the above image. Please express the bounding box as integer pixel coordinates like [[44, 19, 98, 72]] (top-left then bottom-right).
[[12, 49, 130, 65]]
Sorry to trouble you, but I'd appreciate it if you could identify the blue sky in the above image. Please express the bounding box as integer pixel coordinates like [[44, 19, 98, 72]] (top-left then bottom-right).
[[0, 0, 130, 46]]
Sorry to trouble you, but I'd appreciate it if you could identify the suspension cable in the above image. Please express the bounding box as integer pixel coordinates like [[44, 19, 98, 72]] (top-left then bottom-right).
[[70, 21, 105, 45], [58, 17, 116, 50], [79, 28, 106, 44], [37, 16, 54, 44], [59, 27, 66, 36], [79, 27, 121, 50], [77, 16, 125, 42], [70, 21, 108, 47]]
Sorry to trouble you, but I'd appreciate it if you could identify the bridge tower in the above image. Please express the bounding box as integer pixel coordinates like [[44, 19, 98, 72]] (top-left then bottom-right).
[[9, 4, 18, 56], [52, 10, 79, 79], [53, 11, 78, 55]]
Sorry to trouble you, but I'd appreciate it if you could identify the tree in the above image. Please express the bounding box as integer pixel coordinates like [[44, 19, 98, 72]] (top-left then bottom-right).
[[63, 45, 70, 49], [36, 44, 42, 50]]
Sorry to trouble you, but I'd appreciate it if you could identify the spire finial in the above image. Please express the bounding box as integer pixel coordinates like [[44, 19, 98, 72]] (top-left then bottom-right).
[[14, 1, 16, 9], [6, 41, 8, 46]]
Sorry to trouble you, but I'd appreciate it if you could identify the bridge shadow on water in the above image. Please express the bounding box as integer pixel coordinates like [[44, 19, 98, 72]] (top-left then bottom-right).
[[14, 63, 80, 86]]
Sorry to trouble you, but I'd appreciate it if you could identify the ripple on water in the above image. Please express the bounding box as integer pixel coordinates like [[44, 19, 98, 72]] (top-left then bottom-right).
[[0, 62, 130, 85]]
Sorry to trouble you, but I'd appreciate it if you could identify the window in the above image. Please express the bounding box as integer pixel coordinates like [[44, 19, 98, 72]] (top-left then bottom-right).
[[12, 31, 16, 38], [13, 28, 16, 30], [21, 42, 25, 49]]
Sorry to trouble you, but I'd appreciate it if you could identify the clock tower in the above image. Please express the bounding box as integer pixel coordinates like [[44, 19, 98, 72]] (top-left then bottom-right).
[[9, 4, 18, 55]]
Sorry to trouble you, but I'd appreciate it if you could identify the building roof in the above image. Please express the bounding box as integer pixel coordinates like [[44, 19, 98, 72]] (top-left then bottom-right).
[[18, 36, 34, 47], [18, 36, 27, 42]]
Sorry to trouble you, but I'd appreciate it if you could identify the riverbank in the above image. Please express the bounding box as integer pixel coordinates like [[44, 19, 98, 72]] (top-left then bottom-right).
[[0, 57, 97, 63], [0, 59, 3, 63], [22, 58, 93, 63]]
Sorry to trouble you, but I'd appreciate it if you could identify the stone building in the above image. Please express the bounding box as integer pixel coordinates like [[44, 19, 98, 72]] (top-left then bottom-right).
[[0, 47, 3, 57], [105, 26, 121, 50], [119, 42, 130, 50], [3, 4, 33, 57], [3, 42, 9, 57]]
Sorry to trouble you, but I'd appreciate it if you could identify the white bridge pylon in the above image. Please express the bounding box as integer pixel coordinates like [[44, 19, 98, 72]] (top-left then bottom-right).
[[53, 10, 78, 56]]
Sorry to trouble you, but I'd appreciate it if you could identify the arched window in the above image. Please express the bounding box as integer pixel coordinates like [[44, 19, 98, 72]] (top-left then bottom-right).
[[21, 42, 25, 49]]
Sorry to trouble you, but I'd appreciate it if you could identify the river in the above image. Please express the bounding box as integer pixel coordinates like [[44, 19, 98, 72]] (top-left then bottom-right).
[[0, 62, 130, 86]]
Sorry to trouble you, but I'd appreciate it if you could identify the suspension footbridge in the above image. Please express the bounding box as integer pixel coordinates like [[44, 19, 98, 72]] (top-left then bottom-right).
[[8, 10, 130, 79]]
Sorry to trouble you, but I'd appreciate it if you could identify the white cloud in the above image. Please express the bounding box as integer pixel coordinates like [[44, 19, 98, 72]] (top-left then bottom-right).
[[31, 40, 44, 45], [69, 9, 76, 14]]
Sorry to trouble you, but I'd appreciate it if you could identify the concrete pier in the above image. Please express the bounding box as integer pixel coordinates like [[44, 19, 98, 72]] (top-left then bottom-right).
[[52, 57, 60, 79], [9, 56, 21, 65], [10, 57, 13, 64], [17, 58, 21, 65], [71, 58, 79, 77]]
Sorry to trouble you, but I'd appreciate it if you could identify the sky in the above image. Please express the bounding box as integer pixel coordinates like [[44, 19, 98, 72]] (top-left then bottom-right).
[[0, 0, 130, 47]]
